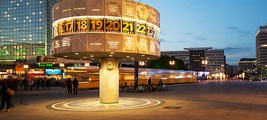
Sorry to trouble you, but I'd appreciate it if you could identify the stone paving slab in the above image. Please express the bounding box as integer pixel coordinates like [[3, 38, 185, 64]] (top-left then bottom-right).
[[1, 80, 267, 120]]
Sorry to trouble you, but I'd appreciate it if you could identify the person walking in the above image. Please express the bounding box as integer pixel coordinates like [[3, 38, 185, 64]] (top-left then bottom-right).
[[66, 78, 72, 95], [147, 77, 153, 91], [0, 80, 14, 112], [28, 78, 34, 90], [46, 78, 50, 90], [35, 78, 41, 90], [72, 77, 79, 95], [157, 79, 164, 91], [23, 77, 28, 91], [41, 77, 45, 90], [148, 77, 152, 85]]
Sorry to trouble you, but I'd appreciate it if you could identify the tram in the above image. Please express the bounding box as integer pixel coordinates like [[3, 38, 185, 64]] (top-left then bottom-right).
[[64, 66, 197, 89]]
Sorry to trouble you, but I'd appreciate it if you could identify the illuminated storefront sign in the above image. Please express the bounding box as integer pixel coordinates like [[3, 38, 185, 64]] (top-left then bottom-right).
[[28, 70, 44, 75], [0, 72, 7, 75], [45, 69, 62, 75], [38, 63, 54, 67]]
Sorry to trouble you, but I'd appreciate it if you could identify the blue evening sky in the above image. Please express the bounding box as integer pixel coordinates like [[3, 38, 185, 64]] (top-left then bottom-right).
[[139, 0, 267, 65]]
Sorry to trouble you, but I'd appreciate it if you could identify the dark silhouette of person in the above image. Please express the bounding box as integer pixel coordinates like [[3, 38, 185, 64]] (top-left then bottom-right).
[[72, 77, 79, 95], [28, 79, 34, 90], [46, 78, 50, 90], [148, 77, 152, 85], [66, 78, 72, 95], [158, 79, 163, 86], [147, 77, 153, 91], [41, 77, 45, 90], [0, 79, 14, 112], [157, 79, 164, 91], [35, 78, 41, 90], [23, 77, 28, 91]]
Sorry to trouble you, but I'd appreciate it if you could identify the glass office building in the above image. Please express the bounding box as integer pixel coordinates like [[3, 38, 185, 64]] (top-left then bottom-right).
[[0, 0, 58, 63], [256, 24, 267, 68]]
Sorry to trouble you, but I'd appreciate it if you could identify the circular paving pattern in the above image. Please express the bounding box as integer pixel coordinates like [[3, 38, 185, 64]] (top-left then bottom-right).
[[47, 98, 163, 112]]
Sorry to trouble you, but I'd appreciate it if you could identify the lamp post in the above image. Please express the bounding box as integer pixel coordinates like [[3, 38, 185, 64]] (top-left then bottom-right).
[[201, 60, 208, 80], [23, 64, 29, 76], [202, 60, 208, 70], [139, 61, 145, 68], [134, 61, 139, 90], [59, 63, 65, 80], [220, 64, 224, 80], [85, 62, 90, 67], [169, 60, 175, 69], [134, 61, 145, 90]]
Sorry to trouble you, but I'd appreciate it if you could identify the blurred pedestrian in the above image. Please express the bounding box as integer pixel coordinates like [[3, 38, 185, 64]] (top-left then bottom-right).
[[66, 78, 72, 95], [23, 77, 28, 91], [0, 79, 14, 112], [41, 77, 45, 90], [157, 79, 164, 91], [147, 77, 153, 90], [46, 78, 50, 90], [148, 77, 152, 85], [35, 78, 41, 90], [28, 78, 34, 90], [72, 78, 79, 95]]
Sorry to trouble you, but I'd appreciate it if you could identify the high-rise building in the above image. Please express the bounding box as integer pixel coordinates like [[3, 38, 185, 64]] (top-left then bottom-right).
[[0, 0, 58, 64], [184, 47, 209, 71], [256, 24, 267, 68], [238, 58, 256, 72]]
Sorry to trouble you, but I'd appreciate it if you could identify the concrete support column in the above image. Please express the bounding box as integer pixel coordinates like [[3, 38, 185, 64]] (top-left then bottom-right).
[[134, 61, 139, 90], [99, 58, 119, 103]]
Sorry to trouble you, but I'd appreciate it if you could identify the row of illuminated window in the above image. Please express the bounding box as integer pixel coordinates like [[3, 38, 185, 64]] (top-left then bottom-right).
[[3, 11, 43, 14], [0, 37, 45, 42], [0, 25, 44, 31], [0, 34, 33, 38], [4, 12, 42, 20], [0, 56, 26, 60], [1, 19, 44, 25], [0, 50, 41, 55], [2, 6, 44, 11], [0, 40, 44, 44], [9, 0, 43, 4], [1, 19, 43, 23], [0, 37, 44, 42], [3, 15, 43, 20]]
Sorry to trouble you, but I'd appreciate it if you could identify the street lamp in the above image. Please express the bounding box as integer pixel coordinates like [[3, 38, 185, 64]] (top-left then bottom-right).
[[242, 72, 245, 81], [85, 62, 90, 67], [59, 63, 65, 80], [201, 60, 208, 80], [220, 64, 224, 80], [23, 64, 29, 75], [169, 60, 175, 69], [139, 61, 145, 67], [201, 60, 208, 71], [59, 63, 65, 68]]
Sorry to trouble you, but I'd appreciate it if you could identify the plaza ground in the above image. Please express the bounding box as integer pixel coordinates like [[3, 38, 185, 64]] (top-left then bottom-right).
[[1, 80, 267, 120]]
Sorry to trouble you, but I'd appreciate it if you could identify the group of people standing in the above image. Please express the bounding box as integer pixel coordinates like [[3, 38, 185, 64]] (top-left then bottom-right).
[[66, 77, 79, 95], [21, 77, 50, 91], [0, 76, 80, 112], [147, 77, 164, 91]]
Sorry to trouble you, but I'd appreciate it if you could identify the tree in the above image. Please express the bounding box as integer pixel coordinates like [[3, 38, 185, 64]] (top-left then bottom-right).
[[147, 55, 188, 70]]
